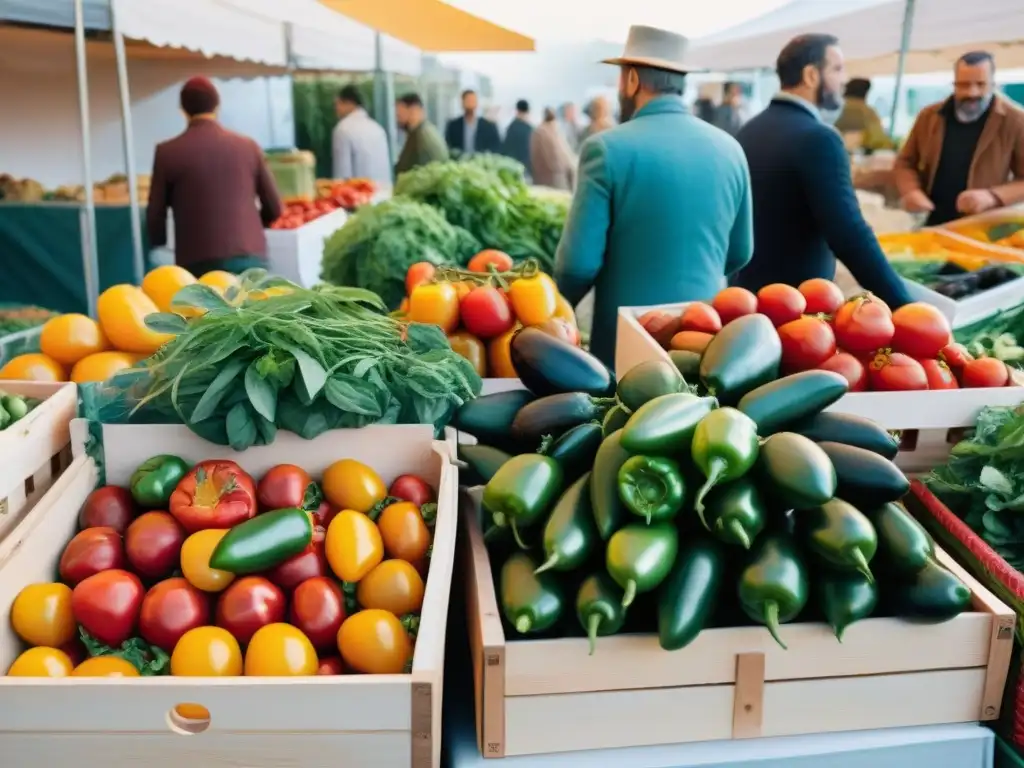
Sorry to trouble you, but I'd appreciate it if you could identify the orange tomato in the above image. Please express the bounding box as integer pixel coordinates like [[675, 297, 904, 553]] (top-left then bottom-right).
[[552, 293, 577, 325], [198, 271, 239, 295], [508, 274, 558, 326], [356, 560, 425, 615], [321, 459, 386, 513], [326, 510, 384, 582], [180, 529, 235, 592], [70, 351, 141, 383], [72, 657, 140, 677], [40, 314, 109, 366], [468, 249, 514, 273], [171, 626, 243, 676], [405, 262, 437, 296], [11, 582, 76, 647], [97, 284, 175, 354], [142, 265, 197, 313], [407, 282, 460, 334], [7, 647, 74, 677], [377, 502, 431, 563], [447, 331, 487, 377], [244, 623, 318, 676], [0, 353, 66, 382], [452, 281, 473, 301], [337, 609, 413, 674], [487, 325, 519, 378]]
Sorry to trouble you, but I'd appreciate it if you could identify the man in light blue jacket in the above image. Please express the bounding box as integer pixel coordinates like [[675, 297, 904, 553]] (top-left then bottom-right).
[[555, 26, 753, 370]]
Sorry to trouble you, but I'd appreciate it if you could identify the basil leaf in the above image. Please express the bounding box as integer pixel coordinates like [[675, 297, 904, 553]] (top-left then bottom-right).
[[172, 284, 231, 312], [145, 313, 189, 334], [406, 323, 450, 354], [189, 357, 247, 424], [324, 374, 384, 417], [225, 402, 258, 451], [244, 360, 278, 422]]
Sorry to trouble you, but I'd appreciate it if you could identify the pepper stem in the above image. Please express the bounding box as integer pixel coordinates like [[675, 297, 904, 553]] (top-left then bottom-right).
[[695, 459, 726, 528], [510, 519, 528, 550], [621, 579, 637, 608], [727, 519, 751, 549], [514, 614, 532, 634], [762, 600, 788, 650], [834, 621, 846, 644], [850, 549, 875, 584], [586, 613, 602, 656], [492, 511, 507, 528], [533, 553, 559, 575]]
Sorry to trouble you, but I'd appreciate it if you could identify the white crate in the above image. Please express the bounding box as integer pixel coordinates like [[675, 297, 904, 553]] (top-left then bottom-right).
[[264, 207, 348, 287], [0, 423, 457, 768], [900, 273, 1024, 329]]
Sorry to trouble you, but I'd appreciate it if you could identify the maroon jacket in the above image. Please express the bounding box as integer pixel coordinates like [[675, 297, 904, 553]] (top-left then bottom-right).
[[146, 119, 283, 266]]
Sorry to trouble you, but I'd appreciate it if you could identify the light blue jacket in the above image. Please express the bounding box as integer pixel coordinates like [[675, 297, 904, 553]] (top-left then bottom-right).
[[554, 96, 753, 369]]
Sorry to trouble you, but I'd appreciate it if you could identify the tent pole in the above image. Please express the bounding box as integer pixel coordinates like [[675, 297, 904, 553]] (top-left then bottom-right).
[[889, 0, 917, 135], [110, 0, 145, 285], [74, 0, 101, 318]]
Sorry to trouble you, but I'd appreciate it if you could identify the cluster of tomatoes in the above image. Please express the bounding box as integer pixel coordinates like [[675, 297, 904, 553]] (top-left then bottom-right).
[[7, 455, 436, 679], [641, 279, 1013, 391], [401, 250, 580, 378], [270, 179, 376, 230]]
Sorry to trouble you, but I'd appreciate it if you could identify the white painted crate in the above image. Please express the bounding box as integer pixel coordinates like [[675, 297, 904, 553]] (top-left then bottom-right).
[[900, 272, 1024, 329], [264, 206, 348, 287]]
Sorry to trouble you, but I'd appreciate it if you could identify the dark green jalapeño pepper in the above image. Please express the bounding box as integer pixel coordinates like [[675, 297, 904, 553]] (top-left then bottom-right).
[[501, 552, 565, 634], [542, 422, 604, 482], [606, 523, 679, 608], [817, 570, 878, 642], [617, 455, 687, 524], [616, 360, 686, 413], [130, 454, 191, 508], [620, 393, 718, 456], [870, 501, 934, 574], [537, 473, 599, 574], [702, 477, 766, 550], [576, 573, 626, 655], [590, 430, 632, 540], [802, 499, 878, 583], [890, 558, 972, 621], [458, 444, 513, 486], [691, 407, 760, 524], [738, 534, 809, 649], [483, 454, 564, 550], [658, 537, 726, 651], [602, 405, 630, 436], [209, 507, 313, 574]]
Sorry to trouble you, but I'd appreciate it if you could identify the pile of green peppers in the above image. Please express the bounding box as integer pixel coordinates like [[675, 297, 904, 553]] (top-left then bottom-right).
[[0, 389, 43, 431], [458, 335, 974, 655]]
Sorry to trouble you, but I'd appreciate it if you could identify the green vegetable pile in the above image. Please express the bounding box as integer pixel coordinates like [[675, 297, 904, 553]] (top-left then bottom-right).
[[0, 388, 42, 430], [0, 305, 57, 337], [95, 271, 481, 450], [955, 303, 1024, 367], [458, 317, 972, 654]]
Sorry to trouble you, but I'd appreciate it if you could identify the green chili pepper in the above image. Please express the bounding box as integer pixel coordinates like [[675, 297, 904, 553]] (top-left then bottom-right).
[[209, 507, 313, 574], [890, 558, 972, 621], [691, 407, 760, 525], [701, 477, 766, 550], [576, 573, 626, 655], [668, 350, 702, 380], [590, 430, 632, 540], [606, 523, 679, 608], [617, 455, 687, 525], [458, 444, 513, 485], [620, 393, 718, 455], [657, 537, 726, 651], [616, 360, 686, 413], [130, 454, 191, 508], [802, 499, 878, 583], [2, 395, 28, 422], [536, 473, 599, 574], [501, 552, 565, 634], [483, 454, 564, 550], [602, 404, 630, 436], [738, 534, 809, 650], [543, 422, 604, 482], [869, 501, 934, 574], [817, 570, 878, 642]]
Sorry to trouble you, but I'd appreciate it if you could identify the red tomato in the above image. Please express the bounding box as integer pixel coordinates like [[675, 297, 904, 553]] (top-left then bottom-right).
[[460, 285, 515, 339], [468, 249, 514, 273], [169, 461, 257, 533], [59, 637, 88, 666], [125, 511, 186, 580], [288, 576, 347, 651], [756, 284, 807, 327], [405, 262, 436, 297], [680, 303, 723, 334], [867, 351, 928, 391], [919, 359, 960, 390], [388, 475, 435, 506], [638, 310, 681, 349], [317, 656, 344, 675], [265, 540, 327, 592], [834, 295, 895, 355], [312, 500, 340, 529], [59, 527, 125, 586], [71, 569, 144, 647], [533, 318, 580, 346], [78, 486, 135, 533], [777, 316, 837, 373], [891, 303, 952, 359], [257, 464, 315, 511], [819, 353, 869, 392], [798, 278, 845, 315], [938, 342, 973, 370], [215, 576, 286, 645], [712, 287, 758, 326], [139, 578, 210, 652], [961, 357, 1011, 388]]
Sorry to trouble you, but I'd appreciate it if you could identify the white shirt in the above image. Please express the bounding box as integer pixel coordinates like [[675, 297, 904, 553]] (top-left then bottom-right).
[[332, 108, 392, 185]]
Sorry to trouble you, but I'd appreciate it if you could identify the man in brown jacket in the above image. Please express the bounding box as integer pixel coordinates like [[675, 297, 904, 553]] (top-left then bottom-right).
[[895, 51, 1024, 226], [147, 77, 283, 276], [531, 107, 577, 191]]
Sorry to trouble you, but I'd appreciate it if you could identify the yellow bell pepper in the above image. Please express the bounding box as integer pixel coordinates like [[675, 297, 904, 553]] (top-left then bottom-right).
[[508, 273, 558, 326]]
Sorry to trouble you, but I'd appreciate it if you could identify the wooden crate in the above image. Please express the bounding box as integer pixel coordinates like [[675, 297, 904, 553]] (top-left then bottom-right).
[[0, 424, 457, 768], [464, 505, 1015, 758], [0, 381, 76, 543]]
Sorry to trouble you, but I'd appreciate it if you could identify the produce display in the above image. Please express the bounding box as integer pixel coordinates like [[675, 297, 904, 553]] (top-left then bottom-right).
[[955, 303, 1024, 367], [455, 325, 972, 653], [889, 259, 1024, 300], [269, 179, 376, 230], [0, 387, 43, 431], [637, 280, 1014, 392], [0, 305, 58, 337], [946, 217, 1024, 251], [401, 256, 580, 378], [6, 455, 437, 677], [0, 173, 150, 204]]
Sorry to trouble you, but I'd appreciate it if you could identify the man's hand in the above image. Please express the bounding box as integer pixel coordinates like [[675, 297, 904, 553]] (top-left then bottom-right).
[[901, 189, 935, 213], [957, 189, 1001, 216]]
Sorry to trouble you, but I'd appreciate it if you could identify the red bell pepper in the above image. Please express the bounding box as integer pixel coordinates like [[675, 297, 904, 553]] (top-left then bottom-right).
[[169, 460, 257, 532]]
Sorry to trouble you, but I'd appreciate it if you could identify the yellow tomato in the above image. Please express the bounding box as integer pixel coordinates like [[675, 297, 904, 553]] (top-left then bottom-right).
[[244, 623, 318, 676], [39, 314, 109, 366], [11, 582, 75, 647], [97, 284, 175, 355], [180, 529, 236, 592], [326, 510, 384, 583], [552, 293, 577, 326], [70, 351, 141, 384], [508, 273, 558, 326], [0, 353, 67, 382], [487, 325, 519, 378], [407, 282, 460, 334], [171, 626, 243, 676], [141, 265, 197, 313], [337, 610, 413, 674], [447, 331, 487, 377], [377, 502, 431, 563], [356, 560, 425, 615], [7, 647, 74, 677], [72, 657, 140, 677], [198, 270, 240, 295], [322, 459, 386, 513]]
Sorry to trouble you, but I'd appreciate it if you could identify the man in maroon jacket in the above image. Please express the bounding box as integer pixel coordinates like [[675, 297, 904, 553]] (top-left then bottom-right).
[[146, 77, 283, 277]]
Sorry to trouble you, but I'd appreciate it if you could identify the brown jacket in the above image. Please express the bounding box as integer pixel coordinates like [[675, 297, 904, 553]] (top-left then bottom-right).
[[530, 121, 577, 191], [895, 94, 1024, 208], [147, 119, 283, 267]]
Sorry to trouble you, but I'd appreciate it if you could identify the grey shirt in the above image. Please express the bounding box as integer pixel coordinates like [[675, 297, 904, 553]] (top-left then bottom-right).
[[332, 108, 392, 185]]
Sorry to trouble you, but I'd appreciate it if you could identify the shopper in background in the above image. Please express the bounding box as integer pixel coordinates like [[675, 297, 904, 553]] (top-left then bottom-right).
[[556, 26, 753, 368], [445, 89, 501, 158], [560, 102, 583, 152], [502, 100, 534, 178], [713, 81, 746, 136], [394, 93, 449, 177], [331, 85, 392, 186], [147, 77, 282, 278], [834, 78, 892, 151], [733, 34, 911, 308], [581, 96, 615, 141], [896, 51, 1024, 225], [693, 83, 718, 124], [531, 107, 577, 191]]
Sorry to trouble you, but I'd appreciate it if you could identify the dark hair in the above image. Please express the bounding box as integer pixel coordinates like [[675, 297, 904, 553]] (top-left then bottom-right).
[[723, 81, 741, 95], [337, 85, 363, 107], [516, 99, 530, 113], [957, 50, 995, 72], [397, 92, 423, 108], [461, 89, 476, 100], [631, 65, 686, 96], [777, 34, 839, 88], [845, 78, 871, 99], [543, 107, 557, 122], [180, 77, 219, 116]]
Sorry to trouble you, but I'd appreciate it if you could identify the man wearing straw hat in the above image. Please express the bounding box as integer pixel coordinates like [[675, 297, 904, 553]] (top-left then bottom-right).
[[554, 26, 753, 370]]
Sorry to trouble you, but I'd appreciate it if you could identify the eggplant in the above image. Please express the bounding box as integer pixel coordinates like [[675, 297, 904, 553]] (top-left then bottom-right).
[[512, 393, 615, 445], [451, 390, 535, 451], [510, 328, 615, 397]]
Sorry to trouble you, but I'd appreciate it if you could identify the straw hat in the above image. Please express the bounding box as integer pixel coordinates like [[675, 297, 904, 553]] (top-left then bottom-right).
[[603, 25, 705, 74]]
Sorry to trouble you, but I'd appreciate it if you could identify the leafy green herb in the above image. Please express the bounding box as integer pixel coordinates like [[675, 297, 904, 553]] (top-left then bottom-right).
[[79, 627, 170, 676]]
